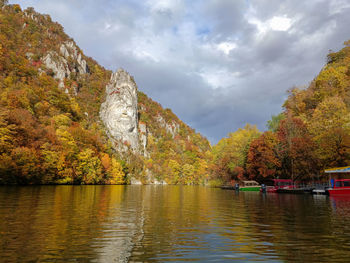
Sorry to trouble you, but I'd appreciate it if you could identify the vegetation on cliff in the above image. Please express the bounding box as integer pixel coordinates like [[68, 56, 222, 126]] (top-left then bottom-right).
[[0, 4, 211, 185]]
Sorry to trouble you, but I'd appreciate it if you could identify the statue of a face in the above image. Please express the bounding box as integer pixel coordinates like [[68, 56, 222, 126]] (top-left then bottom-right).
[[100, 71, 139, 151], [110, 89, 137, 134]]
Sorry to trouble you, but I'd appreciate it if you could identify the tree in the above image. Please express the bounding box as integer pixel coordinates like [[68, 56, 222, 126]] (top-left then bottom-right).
[[76, 148, 103, 184], [0, 0, 9, 7], [41, 143, 61, 183], [108, 158, 126, 184], [212, 124, 260, 182], [267, 113, 285, 132], [182, 163, 195, 184], [167, 159, 181, 184], [11, 147, 41, 183], [308, 96, 350, 168], [247, 132, 280, 181], [0, 112, 16, 153], [277, 114, 318, 181]]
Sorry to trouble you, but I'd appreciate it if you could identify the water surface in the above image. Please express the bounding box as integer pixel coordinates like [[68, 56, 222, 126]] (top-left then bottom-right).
[[1, 185, 350, 262]]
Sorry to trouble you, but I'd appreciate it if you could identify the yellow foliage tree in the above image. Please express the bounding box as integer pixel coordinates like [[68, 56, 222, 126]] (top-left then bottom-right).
[[182, 163, 195, 184], [212, 124, 261, 182], [76, 148, 103, 184], [108, 158, 125, 184], [0, 112, 15, 153], [308, 96, 350, 167], [167, 159, 181, 184]]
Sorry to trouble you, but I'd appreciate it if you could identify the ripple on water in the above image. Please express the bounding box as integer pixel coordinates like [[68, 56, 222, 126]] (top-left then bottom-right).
[[1, 186, 350, 262]]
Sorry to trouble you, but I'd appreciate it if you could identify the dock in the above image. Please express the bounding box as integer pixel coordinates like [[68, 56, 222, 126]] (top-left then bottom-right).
[[277, 188, 314, 194], [312, 189, 327, 195], [220, 185, 237, 190]]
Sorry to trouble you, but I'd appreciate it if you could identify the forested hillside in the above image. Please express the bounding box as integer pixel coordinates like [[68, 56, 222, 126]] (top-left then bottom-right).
[[0, 3, 211, 185], [213, 41, 350, 184], [4, 2, 348, 186]]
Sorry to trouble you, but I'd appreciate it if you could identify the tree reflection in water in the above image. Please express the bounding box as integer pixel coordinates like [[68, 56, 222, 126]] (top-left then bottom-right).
[[1, 186, 350, 262]]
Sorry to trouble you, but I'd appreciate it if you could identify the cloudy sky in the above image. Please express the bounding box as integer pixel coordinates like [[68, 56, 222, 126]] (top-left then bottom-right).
[[11, 0, 350, 143]]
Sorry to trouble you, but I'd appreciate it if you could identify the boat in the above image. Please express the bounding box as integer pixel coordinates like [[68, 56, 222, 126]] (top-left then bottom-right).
[[326, 179, 350, 196], [324, 166, 350, 196], [240, 180, 261, 191], [261, 179, 295, 193]]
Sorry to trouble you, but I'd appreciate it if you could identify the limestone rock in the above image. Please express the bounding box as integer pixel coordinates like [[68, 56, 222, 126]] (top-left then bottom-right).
[[100, 68, 139, 152], [153, 179, 168, 185], [59, 41, 88, 74], [155, 115, 179, 138], [130, 177, 142, 185], [42, 51, 70, 89], [42, 41, 89, 91], [139, 122, 149, 157]]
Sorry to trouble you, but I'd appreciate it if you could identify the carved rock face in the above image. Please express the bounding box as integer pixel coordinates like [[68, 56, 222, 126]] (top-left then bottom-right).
[[100, 69, 139, 151]]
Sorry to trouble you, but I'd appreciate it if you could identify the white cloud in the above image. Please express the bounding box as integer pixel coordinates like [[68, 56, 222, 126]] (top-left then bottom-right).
[[248, 16, 291, 36], [147, 0, 184, 13], [217, 41, 237, 55], [199, 68, 240, 89], [329, 0, 350, 15], [269, 16, 291, 31]]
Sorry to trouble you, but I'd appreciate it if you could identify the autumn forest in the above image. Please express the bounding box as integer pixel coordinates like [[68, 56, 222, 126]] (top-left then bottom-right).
[[1, 3, 350, 186]]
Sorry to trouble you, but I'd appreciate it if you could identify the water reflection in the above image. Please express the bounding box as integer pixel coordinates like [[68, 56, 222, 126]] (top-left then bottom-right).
[[1, 186, 350, 262]]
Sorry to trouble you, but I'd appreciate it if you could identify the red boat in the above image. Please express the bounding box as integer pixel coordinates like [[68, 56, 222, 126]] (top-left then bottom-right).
[[324, 166, 350, 196], [327, 179, 350, 196], [261, 179, 295, 193]]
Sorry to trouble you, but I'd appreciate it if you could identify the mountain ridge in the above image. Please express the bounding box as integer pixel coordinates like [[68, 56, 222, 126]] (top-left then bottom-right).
[[0, 3, 212, 185]]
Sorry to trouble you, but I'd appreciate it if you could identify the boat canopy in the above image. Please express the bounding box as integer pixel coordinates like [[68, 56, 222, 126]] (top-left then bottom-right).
[[242, 180, 259, 186], [325, 166, 350, 173]]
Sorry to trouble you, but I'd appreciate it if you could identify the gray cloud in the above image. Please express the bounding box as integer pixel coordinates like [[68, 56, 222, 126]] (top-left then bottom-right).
[[10, 0, 350, 143]]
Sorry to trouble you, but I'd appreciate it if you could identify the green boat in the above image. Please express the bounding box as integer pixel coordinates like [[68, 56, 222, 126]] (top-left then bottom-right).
[[239, 180, 261, 191]]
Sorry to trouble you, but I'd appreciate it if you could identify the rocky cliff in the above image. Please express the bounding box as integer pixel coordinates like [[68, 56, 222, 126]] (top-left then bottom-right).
[[100, 69, 139, 152], [42, 41, 89, 94]]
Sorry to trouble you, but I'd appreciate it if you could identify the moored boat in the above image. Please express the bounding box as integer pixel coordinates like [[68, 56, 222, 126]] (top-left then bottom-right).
[[261, 179, 295, 193], [240, 180, 261, 191], [325, 166, 350, 196], [326, 179, 350, 196]]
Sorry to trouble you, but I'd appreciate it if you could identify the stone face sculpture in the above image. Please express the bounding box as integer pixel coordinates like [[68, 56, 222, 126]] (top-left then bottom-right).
[[100, 68, 139, 152]]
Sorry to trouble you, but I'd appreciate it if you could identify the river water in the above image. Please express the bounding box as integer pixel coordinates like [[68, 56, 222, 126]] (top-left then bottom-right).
[[1, 186, 350, 262]]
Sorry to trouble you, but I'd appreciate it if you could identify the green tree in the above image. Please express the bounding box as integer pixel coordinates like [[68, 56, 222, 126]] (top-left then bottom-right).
[[267, 113, 285, 132]]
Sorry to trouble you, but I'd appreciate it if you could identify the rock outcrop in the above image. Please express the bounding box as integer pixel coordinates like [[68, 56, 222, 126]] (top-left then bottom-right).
[[155, 115, 179, 138], [42, 41, 88, 93], [59, 41, 88, 75], [138, 122, 149, 157], [100, 69, 139, 152]]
